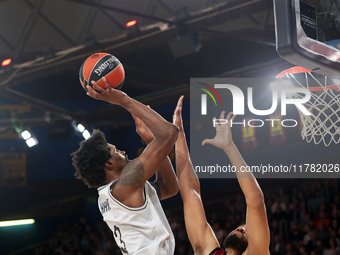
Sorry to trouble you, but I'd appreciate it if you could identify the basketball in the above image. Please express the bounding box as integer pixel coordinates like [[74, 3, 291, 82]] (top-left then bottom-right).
[[79, 52, 125, 91]]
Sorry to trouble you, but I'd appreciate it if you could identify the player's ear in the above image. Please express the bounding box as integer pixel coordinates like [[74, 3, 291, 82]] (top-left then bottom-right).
[[104, 158, 115, 170]]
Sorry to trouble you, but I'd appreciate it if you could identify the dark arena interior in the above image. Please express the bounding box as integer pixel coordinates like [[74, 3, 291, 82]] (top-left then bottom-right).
[[0, 0, 339, 254]]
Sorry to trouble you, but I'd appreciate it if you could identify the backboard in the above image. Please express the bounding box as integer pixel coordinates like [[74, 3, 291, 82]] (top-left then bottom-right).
[[273, 0, 340, 78]]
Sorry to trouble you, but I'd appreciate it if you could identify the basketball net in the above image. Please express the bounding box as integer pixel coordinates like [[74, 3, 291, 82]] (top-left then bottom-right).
[[276, 67, 340, 146]]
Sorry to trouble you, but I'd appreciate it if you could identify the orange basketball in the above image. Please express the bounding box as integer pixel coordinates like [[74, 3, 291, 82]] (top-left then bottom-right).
[[79, 52, 125, 91]]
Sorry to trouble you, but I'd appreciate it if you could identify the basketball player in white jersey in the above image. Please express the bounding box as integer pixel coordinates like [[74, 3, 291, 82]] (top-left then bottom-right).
[[173, 96, 270, 255], [72, 78, 179, 255]]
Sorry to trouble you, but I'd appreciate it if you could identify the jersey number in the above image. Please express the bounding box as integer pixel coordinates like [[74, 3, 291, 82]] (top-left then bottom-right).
[[114, 225, 128, 253]]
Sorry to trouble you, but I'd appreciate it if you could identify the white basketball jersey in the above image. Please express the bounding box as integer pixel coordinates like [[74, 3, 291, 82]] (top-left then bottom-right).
[[97, 180, 175, 255]]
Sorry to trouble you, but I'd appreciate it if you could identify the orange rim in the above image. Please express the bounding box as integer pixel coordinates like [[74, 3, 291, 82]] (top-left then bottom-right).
[[276, 66, 312, 78], [276, 66, 340, 92]]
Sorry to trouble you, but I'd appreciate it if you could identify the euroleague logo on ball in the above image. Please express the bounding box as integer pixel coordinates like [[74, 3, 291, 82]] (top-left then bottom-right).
[[91, 54, 99, 59]]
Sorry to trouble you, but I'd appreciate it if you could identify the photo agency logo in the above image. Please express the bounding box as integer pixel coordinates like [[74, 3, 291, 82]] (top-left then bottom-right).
[[196, 82, 223, 114], [193, 78, 312, 128], [190, 78, 313, 179]]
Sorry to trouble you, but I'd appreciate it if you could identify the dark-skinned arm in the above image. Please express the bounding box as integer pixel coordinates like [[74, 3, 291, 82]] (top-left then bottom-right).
[[174, 96, 220, 255], [87, 78, 178, 207], [202, 111, 270, 255], [132, 112, 179, 200]]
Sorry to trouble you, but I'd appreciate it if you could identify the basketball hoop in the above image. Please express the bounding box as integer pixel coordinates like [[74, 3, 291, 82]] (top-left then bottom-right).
[[276, 66, 340, 146]]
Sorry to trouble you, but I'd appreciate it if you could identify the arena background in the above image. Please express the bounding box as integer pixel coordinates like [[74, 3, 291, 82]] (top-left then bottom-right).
[[0, 0, 339, 254]]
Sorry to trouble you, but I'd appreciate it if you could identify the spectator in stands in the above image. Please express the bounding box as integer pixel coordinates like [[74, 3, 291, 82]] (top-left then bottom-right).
[[271, 234, 285, 254]]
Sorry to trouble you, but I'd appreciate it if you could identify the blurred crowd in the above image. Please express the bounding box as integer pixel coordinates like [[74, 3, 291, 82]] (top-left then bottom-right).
[[32, 179, 339, 255]]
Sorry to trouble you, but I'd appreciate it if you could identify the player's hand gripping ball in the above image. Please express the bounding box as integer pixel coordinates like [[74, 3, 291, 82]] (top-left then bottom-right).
[[79, 52, 125, 92]]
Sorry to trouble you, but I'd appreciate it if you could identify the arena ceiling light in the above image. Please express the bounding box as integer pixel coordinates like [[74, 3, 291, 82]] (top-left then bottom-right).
[[20, 130, 38, 147], [0, 219, 35, 228], [1, 58, 12, 67], [126, 20, 137, 27], [125, 20, 139, 37], [72, 121, 90, 140]]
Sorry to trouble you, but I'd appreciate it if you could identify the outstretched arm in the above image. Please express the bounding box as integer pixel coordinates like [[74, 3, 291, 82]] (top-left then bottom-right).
[[87, 79, 178, 206], [202, 112, 270, 255], [174, 96, 220, 255], [87, 79, 178, 141], [132, 112, 179, 200]]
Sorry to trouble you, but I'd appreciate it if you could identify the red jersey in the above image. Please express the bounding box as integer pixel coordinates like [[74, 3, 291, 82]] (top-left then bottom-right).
[[209, 247, 225, 255]]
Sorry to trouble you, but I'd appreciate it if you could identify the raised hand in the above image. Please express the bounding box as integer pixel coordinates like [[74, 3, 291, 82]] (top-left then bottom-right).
[[202, 111, 237, 150], [86, 77, 127, 105], [132, 108, 154, 144], [172, 95, 184, 131]]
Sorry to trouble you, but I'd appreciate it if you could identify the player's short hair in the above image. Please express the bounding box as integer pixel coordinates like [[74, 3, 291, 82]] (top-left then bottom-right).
[[71, 129, 111, 188]]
